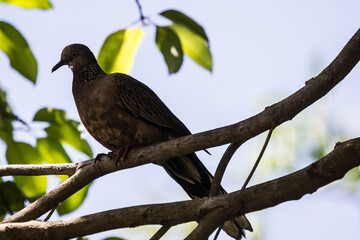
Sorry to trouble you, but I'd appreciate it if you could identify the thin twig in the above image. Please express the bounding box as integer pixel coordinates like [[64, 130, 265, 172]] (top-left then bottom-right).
[[185, 209, 227, 240], [135, 0, 145, 22], [150, 225, 171, 240], [241, 128, 274, 190], [209, 142, 243, 197], [42, 205, 57, 222], [213, 224, 223, 240]]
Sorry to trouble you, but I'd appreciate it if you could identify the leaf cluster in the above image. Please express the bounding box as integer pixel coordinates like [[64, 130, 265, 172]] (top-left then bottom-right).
[[98, 9, 213, 74], [0, 0, 212, 230]]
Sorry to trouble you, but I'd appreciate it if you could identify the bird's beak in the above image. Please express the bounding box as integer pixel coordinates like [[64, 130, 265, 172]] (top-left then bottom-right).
[[52, 60, 67, 73]]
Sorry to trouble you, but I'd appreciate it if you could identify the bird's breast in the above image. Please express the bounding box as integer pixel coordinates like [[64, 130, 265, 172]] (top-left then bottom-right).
[[73, 81, 138, 151]]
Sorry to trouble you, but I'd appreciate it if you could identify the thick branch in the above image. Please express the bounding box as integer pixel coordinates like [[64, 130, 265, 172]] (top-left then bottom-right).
[[1, 138, 359, 240], [1, 28, 360, 225]]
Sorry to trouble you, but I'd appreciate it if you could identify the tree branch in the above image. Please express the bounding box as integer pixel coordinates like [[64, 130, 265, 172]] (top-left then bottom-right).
[[1, 28, 359, 226], [149, 225, 171, 240], [209, 142, 242, 197], [134, 0, 145, 22], [1, 138, 359, 240], [0, 163, 78, 177], [242, 128, 273, 190]]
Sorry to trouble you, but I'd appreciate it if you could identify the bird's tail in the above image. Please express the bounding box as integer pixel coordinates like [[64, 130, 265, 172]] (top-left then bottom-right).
[[163, 153, 253, 239]]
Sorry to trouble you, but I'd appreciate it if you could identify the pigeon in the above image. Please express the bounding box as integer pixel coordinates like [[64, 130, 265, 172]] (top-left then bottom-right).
[[52, 43, 252, 239]]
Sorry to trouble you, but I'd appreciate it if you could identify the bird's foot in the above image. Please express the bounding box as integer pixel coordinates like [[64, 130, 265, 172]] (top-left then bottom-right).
[[114, 143, 143, 165], [94, 153, 106, 163], [94, 152, 115, 163]]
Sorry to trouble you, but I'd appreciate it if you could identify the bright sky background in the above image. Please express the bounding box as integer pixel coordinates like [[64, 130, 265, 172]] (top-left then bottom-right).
[[1, 1, 360, 239]]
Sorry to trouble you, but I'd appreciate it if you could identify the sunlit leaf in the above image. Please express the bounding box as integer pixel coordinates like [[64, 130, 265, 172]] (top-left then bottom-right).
[[155, 26, 183, 74], [0, 0, 51, 9], [0, 181, 25, 215], [33, 108, 93, 158], [45, 124, 92, 158], [169, 24, 212, 71], [0, 21, 37, 83], [98, 28, 144, 74], [36, 137, 72, 181], [6, 141, 46, 197], [160, 9, 208, 41], [33, 107, 68, 124], [57, 184, 90, 215], [36, 137, 71, 164]]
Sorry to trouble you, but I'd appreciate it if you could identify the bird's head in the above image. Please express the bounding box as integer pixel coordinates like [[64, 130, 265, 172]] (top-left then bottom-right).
[[52, 44, 97, 73]]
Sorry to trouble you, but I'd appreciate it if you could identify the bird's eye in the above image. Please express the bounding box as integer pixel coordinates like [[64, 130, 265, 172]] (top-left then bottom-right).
[[72, 51, 78, 57]]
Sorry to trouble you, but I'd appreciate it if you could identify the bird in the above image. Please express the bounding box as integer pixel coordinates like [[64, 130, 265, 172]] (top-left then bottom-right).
[[52, 43, 253, 239]]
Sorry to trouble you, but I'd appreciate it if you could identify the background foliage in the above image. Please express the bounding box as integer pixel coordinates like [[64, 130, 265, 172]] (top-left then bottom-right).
[[0, 0, 359, 239]]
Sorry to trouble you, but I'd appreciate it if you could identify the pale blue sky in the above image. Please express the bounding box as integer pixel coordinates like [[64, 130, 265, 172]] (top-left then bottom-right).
[[1, 0, 360, 239]]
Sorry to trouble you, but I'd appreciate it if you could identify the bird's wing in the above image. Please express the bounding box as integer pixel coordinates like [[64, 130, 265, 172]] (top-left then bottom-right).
[[113, 73, 191, 137]]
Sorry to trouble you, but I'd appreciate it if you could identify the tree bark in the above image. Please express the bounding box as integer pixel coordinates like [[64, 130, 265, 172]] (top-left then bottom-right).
[[0, 28, 359, 239]]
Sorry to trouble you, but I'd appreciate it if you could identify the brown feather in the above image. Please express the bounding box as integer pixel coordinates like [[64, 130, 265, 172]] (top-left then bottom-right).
[[53, 44, 252, 239]]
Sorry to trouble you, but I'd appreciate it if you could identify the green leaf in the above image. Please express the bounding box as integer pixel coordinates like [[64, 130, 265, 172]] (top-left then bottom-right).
[[36, 137, 72, 181], [57, 184, 90, 215], [0, 181, 25, 214], [33, 107, 68, 124], [155, 26, 183, 74], [0, 21, 37, 83], [6, 141, 47, 197], [33, 108, 93, 158], [169, 24, 212, 71], [0, 0, 51, 9], [36, 137, 71, 164], [98, 28, 144, 74], [45, 123, 92, 158], [0, 88, 14, 143], [160, 9, 208, 41]]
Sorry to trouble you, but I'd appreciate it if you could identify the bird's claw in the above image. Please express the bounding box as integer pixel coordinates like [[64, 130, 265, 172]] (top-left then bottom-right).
[[94, 152, 115, 163], [94, 153, 106, 163], [114, 143, 143, 166], [95, 143, 143, 166]]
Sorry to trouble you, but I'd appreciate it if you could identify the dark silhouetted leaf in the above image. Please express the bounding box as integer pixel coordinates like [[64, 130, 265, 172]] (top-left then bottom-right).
[[0, 21, 37, 83], [160, 9, 208, 41], [0, 181, 25, 215], [155, 26, 183, 74], [0, 88, 15, 143], [98, 28, 144, 74]]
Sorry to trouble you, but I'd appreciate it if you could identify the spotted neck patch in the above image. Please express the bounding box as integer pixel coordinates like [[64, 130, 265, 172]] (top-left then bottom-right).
[[80, 63, 105, 82]]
